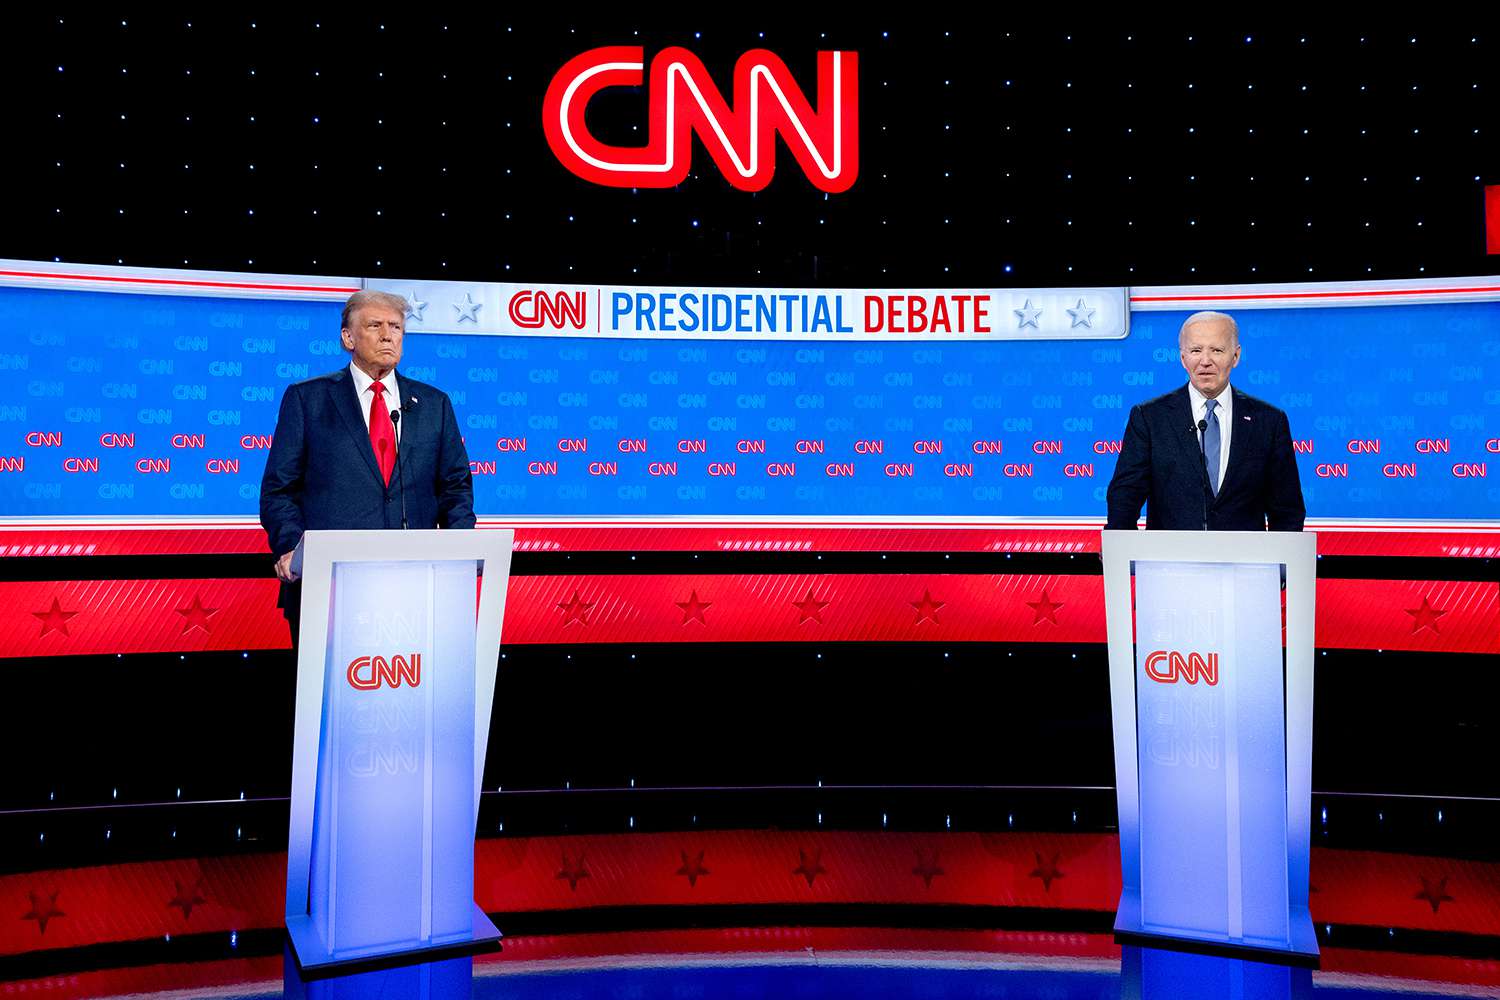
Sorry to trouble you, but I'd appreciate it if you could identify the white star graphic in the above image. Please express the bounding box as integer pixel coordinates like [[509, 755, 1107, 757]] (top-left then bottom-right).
[[405, 291, 428, 323], [1066, 298, 1095, 328], [1014, 298, 1043, 329], [453, 292, 483, 324]]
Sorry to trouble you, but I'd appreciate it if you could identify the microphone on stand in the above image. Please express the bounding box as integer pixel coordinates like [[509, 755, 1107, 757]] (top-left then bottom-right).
[[1193, 418, 1212, 531], [390, 409, 408, 530]]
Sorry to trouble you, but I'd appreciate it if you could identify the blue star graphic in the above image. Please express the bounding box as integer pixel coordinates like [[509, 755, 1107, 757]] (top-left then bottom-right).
[[405, 291, 429, 323], [1067, 299, 1096, 328], [453, 292, 483, 323], [1014, 298, 1043, 329]]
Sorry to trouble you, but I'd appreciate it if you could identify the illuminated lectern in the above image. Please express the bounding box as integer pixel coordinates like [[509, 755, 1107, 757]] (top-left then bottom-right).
[[1101, 530, 1318, 963], [283, 528, 512, 973]]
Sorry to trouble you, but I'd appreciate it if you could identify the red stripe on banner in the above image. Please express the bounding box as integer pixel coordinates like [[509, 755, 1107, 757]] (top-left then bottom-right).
[[1313, 531, 1500, 558], [1131, 287, 1500, 302], [0, 527, 274, 558], [499, 573, 1106, 645], [1315, 579, 1500, 654], [500, 523, 1106, 554], [4, 835, 1500, 959], [0, 268, 357, 294], [1488, 186, 1500, 254]]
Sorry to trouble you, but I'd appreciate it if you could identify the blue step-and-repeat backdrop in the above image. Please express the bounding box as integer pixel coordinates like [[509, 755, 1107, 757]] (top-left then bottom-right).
[[1, 277, 1497, 519]]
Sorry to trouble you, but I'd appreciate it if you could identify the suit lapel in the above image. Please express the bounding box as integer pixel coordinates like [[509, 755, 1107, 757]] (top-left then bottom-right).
[[393, 375, 422, 467], [1172, 384, 1201, 473], [329, 368, 386, 488]]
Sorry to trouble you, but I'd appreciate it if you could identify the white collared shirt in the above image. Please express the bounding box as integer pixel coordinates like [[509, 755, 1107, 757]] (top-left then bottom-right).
[[348, 362, 402, 443], [1187, 380, 1232, 489]]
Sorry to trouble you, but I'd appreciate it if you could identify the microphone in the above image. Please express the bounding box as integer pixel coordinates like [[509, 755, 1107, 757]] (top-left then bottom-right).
[[389, 409, 408, 530], [1193, 418, 1212, 531]]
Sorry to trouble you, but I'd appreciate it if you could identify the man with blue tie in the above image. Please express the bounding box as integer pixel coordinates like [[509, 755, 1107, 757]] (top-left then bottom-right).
[[260, 290, 476, 632], [1105, 311, 1305, 531]]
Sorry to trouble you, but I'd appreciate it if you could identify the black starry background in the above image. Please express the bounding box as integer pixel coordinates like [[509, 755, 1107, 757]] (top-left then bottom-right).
[[8, 16, 1498, 285]]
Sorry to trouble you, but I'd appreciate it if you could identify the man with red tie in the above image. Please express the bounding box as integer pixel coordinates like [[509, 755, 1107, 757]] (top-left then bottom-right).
[[260, 290, 476, 630]]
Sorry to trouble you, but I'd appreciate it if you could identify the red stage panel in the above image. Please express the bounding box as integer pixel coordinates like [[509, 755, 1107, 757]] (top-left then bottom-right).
[[1315, 579, 1500, 654], [0, 579, 289, 658], [499, 573, 1104, 645], [3, 574, 1494, 658], [6, 833, 1500, 959], [474, 830, 1120, 913], [3, 522, 1499, 558]]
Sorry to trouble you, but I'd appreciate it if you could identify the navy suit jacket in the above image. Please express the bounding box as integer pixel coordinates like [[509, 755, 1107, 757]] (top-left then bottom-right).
[[259, 367, 476, 605], [1104, 383, 1305, 531]]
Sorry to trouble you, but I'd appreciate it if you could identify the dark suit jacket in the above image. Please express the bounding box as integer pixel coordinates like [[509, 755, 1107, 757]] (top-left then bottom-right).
[[1104, 383, 1305, 531], [259, 367, 476, 608]]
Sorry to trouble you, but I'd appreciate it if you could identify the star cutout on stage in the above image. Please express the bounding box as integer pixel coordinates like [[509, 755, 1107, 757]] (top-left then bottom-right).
[[910, 589, 945, 625], [405, 291, 429, 323], [21, 889, 64, 935], [1026, 590, 1063, 626], [1067, 298, 1096, 328], [1014, 298, 1043, 329], [1415, 875, 1454, 914], [675, 849, 710, 887], [453, 291, 483, 323], [1405, 596, 1447, 635], [32, 598, 78, 638], [176, 595, 219, 635], [556, 590, 595, 627], [792, 590, 830, 625], [1029, 851, 1066, 892], [167, 879, 207, 920], [912, 848, 945, 888], [556, 851, 590, 891], [676, 590, 712, 626], [793, 848, 827, 887]]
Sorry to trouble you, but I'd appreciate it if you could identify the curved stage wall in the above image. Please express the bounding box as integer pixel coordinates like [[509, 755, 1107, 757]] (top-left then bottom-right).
[[2, 260, 1498, 521], [3, 260, 1499, 971]]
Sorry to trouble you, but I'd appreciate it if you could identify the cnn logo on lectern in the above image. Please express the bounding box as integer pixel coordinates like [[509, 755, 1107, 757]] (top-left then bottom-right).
[[1144, 650, 1220, 686], [346, 654, 422, 691]]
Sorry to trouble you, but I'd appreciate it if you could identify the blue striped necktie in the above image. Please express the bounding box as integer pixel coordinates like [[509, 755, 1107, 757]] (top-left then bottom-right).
[[1204, 397, 1221, 495]]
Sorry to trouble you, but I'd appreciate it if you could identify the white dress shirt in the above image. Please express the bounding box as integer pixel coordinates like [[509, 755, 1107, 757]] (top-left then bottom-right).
[[348, 362, 402, 443], [1187, 380, 1232, 490]]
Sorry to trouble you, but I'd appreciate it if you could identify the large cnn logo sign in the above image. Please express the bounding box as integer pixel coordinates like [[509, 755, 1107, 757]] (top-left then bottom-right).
[[1144, 650, 1220, 686], [544, 46, 858, 193], [347, 653, 422, 691]]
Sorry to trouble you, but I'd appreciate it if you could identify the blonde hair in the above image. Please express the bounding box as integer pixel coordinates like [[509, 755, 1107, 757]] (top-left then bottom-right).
[[341, 290, 408, 332]]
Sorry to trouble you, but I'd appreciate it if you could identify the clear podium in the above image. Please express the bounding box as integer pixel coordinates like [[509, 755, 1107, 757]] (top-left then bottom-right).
[[1101, 530, 1318, 963], [283, 528, 514, 973]]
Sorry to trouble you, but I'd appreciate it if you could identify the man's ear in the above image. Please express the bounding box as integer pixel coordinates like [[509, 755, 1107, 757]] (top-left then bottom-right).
[[340, 328, 353, 350]]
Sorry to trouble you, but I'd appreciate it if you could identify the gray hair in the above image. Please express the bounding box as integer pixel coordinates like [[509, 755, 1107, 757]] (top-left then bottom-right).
[[1179, 310, 1239, 346], [341, 290, 409, 332]]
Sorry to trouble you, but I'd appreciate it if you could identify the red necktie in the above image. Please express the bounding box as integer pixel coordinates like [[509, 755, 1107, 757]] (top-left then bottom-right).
[[368, 381, 396, 486]]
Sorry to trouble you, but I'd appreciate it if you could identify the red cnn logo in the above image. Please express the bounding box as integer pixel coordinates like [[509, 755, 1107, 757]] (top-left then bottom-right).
[[543, 46, 858, 193], [347, 654, 422, 691], [508, 290, 587, 330], [1144, 650, 1219, 686]]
